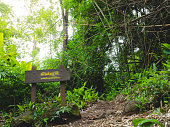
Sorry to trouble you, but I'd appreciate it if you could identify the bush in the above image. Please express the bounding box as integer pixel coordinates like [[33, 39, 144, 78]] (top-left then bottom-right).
[[0, 60, 30, 111], [66, 82, 98, 109], [122, 64, 169, 111]]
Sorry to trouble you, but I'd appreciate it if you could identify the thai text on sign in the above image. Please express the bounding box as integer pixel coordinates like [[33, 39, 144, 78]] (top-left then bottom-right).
[[40, 71, 60, 80]]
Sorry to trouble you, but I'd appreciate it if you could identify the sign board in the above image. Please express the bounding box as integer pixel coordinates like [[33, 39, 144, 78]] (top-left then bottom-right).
[[25, 68, 70, 83]]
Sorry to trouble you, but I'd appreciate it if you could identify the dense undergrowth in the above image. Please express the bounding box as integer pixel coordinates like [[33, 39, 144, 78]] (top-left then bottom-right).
[[122, 64, 169, 111], [1, 64, 169, 126], [0, 82, 99, 127], [1, 0, 170, 126]]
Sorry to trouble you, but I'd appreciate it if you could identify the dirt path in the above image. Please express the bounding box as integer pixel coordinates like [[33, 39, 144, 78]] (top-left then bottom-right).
[[52, 97, 170, 127]]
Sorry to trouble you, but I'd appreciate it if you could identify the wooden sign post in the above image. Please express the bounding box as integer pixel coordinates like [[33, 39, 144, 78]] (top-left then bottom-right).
[[59, 65, 66, 106], [31, 66, 37, 104], [25, 65, 70, 107]]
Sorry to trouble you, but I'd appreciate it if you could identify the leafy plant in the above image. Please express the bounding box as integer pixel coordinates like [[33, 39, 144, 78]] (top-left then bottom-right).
[[51, 106, 71, 121], [152, 107, 166, 116], [0, 112, 12, 127], [122, 63, 169, 111], [105, 87, 119, 101], [132, 107, 168, 127], [161, 43, 170, 71], [132, 118, 164, 127], [66, 82, 98, 109]]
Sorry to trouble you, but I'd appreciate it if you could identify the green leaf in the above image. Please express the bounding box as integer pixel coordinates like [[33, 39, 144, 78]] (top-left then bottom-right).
[[0, 32, 3, 46], [139, 119, 164, 127], [43, 118, 48, 123], [157, 107, 166, 114], [132, 118, 146, 127], [0, 32, 5, 55], [10, 57, 19, 66], [163, 50, 170, 55], [163, 43, 170, 50], [0, 72, 5, 78], [162, 63, 170, 69], [17, 105, 24, 112], [26, 62, 32, 70], [10, 44, 17, 54]]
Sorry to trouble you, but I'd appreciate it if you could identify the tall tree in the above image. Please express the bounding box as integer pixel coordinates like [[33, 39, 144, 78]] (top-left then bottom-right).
[[59, 0, 68, 52]]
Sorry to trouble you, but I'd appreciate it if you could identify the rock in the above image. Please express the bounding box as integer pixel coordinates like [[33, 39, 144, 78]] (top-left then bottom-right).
[[97, 112, 106, 119], [116, 94, 127, 103], [0, 121, 4, 126], [124, 100, 141, 115], [48, 104, 81, 125], [43, 107, 59, 119], [106, 110, 115, 116], [70, 104, 81, 119], [11, 111, 34, 127], [116, 118, 122, 122], [11, 104, 81, 127]]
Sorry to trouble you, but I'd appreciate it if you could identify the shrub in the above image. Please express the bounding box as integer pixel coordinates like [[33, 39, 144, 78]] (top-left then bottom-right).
[[66, 82, 98, 109], [122, 64, 169, 111]]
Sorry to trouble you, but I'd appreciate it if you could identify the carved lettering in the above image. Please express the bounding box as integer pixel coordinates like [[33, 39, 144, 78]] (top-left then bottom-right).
[[40, 71, 59, 77]]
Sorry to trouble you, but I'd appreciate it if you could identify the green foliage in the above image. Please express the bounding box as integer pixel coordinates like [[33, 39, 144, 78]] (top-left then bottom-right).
[[51, 106, 71, 120], [122, 64, 169, 111], [0, 60, 30, 111], [105, 87, 118, 101], [40, 57, 61, 70], [17, 104, 25, 113], [63, 0, 170, 95], [104, 71, 126, 100], [0, 2, 11, 16], [0, 2, 29, 112], [0, 2, 17, 40], [1, 102, 49, 127], [0, 112, 12, 127], [17, 1, 61, 65], [3, 81, 95, 126], [152, 107, 166, 116], [62, 0, 119, 93], [0, 1, 169, 126], [66, 82, 98, 109], [0, 35, 31, 111], [32, 102, 50, 126], [162, 43, 170, 50], [132, 118, 164, 127], [15, 101, 57, 126], [161, 43, 170, 71]]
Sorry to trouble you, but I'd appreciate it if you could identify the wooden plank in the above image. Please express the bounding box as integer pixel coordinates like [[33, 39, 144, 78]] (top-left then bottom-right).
[[31, 66, 37, 111], [25, 68, 70, 83], [60, 81, 65, 106], [31, 83, 36, 103]]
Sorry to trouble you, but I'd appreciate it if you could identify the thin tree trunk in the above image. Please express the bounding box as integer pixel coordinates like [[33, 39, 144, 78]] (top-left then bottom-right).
[[33, 35, 37, 65], [60, 0, 68, 51]]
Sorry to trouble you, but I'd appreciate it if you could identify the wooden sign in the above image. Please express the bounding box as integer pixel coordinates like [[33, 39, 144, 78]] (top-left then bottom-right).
[[25, 68, 70, 83], [25, 65, 69, 107]]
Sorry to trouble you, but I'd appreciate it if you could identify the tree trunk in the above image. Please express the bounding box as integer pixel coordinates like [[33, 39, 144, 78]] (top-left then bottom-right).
[[60, 0, 68, 52]]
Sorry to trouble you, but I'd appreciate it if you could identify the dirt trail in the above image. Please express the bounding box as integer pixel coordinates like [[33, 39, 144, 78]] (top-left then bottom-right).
[[53, 97, 169, 127]]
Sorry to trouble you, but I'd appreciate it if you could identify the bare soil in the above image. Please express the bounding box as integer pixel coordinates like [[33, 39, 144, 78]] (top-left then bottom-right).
[[52, 95, 170, 127]]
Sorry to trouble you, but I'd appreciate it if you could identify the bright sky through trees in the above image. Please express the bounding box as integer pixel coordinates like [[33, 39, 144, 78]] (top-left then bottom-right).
[[1, 0, 29, 17], [1, 0, 58, 62]]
